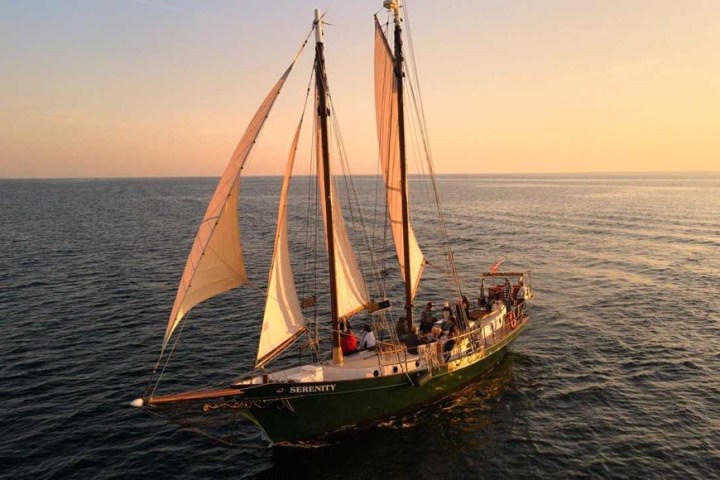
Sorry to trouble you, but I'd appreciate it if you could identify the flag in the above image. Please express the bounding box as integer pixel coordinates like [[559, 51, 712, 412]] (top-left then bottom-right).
[[489, 257, 505, 274]]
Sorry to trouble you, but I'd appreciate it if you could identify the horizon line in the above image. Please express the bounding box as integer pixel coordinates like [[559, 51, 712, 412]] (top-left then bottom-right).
[[2, 171, 719, 181]]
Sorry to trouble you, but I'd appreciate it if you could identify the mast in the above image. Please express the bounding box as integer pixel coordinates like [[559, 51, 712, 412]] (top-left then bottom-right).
[[314, 9, 343, 365], [387, 1, 413, 331]]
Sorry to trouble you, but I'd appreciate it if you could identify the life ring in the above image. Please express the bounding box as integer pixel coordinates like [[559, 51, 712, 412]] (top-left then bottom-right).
[[507, 311, 517, 330]]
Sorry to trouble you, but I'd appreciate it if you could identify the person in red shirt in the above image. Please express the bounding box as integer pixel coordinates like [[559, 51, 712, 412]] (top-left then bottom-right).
[[341, 322, 358, 355]]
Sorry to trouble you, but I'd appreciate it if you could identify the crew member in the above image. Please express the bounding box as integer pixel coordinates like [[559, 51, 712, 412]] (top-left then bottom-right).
[[359, 324, 377, 350]]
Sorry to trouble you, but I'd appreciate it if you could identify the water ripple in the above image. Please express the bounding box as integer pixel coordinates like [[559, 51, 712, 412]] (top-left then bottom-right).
[[1, 175, 719, 478]]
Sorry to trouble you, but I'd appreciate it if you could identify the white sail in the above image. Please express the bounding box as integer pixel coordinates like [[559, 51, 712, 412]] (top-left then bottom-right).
[[315, 119, 369, 319], [256, 119, 306, 368], [163, 65, 294, 349], [373, 18, 425, 299]]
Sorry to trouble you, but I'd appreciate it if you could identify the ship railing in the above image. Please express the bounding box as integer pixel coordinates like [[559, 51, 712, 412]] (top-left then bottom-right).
[[374, 305, 525, 374], [416, 326, 487, 371], [376, 339, 455, 373], [492, 303, 526, 343], [418, 343, 443, 370], [375, 341, 408, 368]]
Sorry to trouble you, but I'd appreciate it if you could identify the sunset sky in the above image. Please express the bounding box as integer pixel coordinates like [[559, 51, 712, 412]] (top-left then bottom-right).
[[1, 0, 718, 178]]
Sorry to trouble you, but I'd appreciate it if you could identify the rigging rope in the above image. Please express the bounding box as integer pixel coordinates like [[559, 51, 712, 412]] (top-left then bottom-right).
[[376, 8, 461, 311], [403, 0, 464, 301], [372, 135, 389, 299], [313, 42, 394, 345], [327, 90, 387, 302], [145, 407, 269, 449], [147, 311, 189, 399], [296, 62, 317, 325]]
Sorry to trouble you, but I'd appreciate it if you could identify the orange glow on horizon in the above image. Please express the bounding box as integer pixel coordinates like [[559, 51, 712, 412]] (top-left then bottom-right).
[[1, 1, 718, 178]]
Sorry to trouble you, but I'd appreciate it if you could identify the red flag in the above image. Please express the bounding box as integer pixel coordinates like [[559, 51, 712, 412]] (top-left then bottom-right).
[[489, 257, 505, 274]]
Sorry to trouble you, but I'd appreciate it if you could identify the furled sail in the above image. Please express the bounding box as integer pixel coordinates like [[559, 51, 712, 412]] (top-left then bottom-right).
[[256, 119, 306, 368], [315, 118, 370, 319], [163, 65, 295, 350], [373, 17, 425, 299]]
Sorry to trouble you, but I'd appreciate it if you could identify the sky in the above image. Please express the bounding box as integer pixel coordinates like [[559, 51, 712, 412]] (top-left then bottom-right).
[[1, 0, 718, 178]]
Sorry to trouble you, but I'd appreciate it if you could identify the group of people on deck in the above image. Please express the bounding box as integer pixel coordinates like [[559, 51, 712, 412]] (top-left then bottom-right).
[[417, 301, 461, 360], [338, 305, 455, 358], [339, 321, 375, 356], [338, 277, 527, 358], [478, 277, 527, 313]]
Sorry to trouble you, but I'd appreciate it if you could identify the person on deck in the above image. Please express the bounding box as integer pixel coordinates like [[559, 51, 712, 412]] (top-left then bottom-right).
[[461, 295, 471, 319], [503, 279, 514, 314], [454, 295, 469, 331], [423, 322, 442, 344], [515, 279, 527, 315], [478, 292, 489, 312], [359, 324, 377, 350], [405, 326, 421, 355], [441, 302, 452, 319], [441, 302, 456, 332], [441, 326, 458, 362], [395, 316, 408, 341], [420, 302, 435, 333], [341, 329, 358, 355]]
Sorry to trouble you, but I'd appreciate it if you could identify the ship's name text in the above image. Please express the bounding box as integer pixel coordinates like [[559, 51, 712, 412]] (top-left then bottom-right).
[[289, 384, 337, 393]]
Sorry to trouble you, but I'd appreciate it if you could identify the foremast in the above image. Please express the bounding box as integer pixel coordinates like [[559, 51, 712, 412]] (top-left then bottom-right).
[[386, 0, 414, 331], [314, 9, 344, 365]]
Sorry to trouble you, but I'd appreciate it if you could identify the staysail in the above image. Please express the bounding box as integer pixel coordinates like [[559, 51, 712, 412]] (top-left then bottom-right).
[[373, 17, 425, 299], [315, 117, 369, 319], [163, 64, 296, 350], [256, 118, 306, 368]]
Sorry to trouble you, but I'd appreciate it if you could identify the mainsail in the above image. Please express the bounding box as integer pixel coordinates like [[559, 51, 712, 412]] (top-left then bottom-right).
[[163, 65, 295, 350], [373, 17, 425, 299], [256, 119, 306, 368], [315, 117, 370, 319]]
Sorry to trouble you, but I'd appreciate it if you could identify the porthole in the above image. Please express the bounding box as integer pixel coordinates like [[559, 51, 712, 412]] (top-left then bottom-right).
[[373, 370, 379, 377], [393, 366, 398, 373]]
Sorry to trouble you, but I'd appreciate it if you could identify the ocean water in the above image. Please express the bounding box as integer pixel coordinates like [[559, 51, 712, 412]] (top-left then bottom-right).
[[1, 174, 719, 479]]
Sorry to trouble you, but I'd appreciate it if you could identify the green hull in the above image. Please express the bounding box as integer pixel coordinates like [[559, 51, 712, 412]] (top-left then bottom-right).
[[236, 320, 526, 443]]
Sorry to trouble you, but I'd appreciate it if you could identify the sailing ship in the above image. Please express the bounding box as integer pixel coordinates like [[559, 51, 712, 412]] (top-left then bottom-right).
[[131, 0, 532, 444]]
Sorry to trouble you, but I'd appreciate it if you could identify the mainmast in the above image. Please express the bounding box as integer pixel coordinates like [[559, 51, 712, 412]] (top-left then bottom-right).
[[386, 0, 413, 331], [314, 9, 343, 365]]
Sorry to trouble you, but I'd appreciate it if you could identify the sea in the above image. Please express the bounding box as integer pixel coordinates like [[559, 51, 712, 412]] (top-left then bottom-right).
[[1, 173, 718, 479]]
